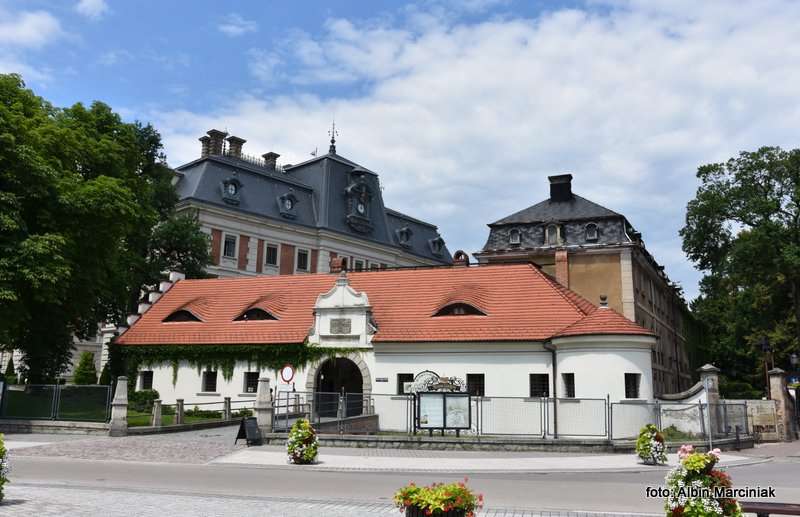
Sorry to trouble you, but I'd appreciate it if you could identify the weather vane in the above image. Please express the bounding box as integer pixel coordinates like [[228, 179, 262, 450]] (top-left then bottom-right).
[[328, 119, 339, 154]]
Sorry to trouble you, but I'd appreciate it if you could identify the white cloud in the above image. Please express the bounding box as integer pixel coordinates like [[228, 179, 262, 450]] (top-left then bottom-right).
[[0, 10, 62, 48], [75, 0, 109, 20], [152, 0, 800, 300], [218, 13, 258, 37]]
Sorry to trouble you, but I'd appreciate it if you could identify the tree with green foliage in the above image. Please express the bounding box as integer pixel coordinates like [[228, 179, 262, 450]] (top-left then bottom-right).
[[97, 361, 111, 386], [72, 351, 98, 385], [0, 74, 210, 382], [681, 146, 800, 395]]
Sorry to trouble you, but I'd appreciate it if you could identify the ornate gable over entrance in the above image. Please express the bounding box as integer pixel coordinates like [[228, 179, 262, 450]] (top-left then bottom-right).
[[308, 272, 375, 349]]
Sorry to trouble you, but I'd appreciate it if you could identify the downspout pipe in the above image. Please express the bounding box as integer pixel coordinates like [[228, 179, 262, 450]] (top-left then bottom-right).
[[544, 340, 557, 439]]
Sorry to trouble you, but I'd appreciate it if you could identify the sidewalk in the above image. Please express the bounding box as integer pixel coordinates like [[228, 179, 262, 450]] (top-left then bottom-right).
[[210, 445, 765, 473]]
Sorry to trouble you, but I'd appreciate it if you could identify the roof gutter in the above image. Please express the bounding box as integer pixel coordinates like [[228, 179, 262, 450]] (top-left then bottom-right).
[[544, 339, 558, 439]]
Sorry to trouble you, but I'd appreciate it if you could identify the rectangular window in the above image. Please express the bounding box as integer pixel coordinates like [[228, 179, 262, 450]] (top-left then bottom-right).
[[466, 373, 485, 397], [625, 373, 641, 399], [243, 372, 259, 393], [265, 244, 278, 267], [380, 263, 388, 269], [562, 373, 575, 398], [296, 249, 309, 272], [140, 371, 153, 391], [223, 235, 237, 258], [397, 373, 414, 395], [529, 373, 549, 398], [354, 259, 365, 271], [202, 370, 218, 393]]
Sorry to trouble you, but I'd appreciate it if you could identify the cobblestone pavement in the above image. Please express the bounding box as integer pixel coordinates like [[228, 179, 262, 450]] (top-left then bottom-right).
[[7, 426, 245, 464], [2, 484, 657, 517]]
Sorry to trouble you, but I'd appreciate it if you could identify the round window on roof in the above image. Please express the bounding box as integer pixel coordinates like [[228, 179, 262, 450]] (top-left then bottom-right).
[[226, 183, 237, 196], [284, 197, 294, 211], [357, 201, 366, 215]]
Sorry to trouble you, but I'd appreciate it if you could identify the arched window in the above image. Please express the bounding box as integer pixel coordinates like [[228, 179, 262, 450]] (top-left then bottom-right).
[[163, 310, 202, 323], [434, 303, 486, 317], [509, 229, 521, 245], [585, 223, 598, 241], [546, 224, 560, 245], [234, 308, 278, 321]]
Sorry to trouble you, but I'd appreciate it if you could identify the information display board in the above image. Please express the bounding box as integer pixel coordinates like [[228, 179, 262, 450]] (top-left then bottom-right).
[[416, 392, 471, 430]]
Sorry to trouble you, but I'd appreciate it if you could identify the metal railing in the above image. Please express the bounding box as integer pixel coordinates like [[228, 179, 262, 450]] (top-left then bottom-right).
[[609, 401, 749, 441], [0, 383, 111, 422]]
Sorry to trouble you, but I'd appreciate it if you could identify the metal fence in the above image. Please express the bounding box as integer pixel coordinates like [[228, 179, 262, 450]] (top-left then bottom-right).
[[0, 383, 111, 422], [264, 391, 748, 441], [610, 401, 749, 441]]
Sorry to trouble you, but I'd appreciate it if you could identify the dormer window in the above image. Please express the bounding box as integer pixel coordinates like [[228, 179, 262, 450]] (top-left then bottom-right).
[[585, 223, 599, 242], [344, 170, 373, 233], [428, 236, 445, 256], [396, 226, 413, 248], [277, 191, 298, 219], [546, 224, 562, 245], [434, 303, 486, 316], [235, 308, 278, 321], [221, 177, 242, 205], [509, 229, 521, 245], [163, 310, 202, 323]]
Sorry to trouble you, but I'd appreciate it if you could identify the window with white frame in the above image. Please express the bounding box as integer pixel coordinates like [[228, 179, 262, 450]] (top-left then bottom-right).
[[509, 228, 521, 245], [585, 223, 599, 241], [223, 234, 237, 258], [296, 248, 310, 272], [265, 244, 279, 267], [546, 224, 560, 245], [353, 259, 365, 271]]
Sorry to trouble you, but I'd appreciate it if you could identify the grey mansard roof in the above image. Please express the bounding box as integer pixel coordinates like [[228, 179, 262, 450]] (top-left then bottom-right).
[[490, 194, 621, 226], [174, 152, 452, 264]]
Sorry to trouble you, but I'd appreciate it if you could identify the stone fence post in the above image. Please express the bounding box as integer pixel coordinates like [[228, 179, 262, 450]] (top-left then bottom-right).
[[223, 397, 232, 420], [151, 400, 162, 428], [175, 399, 184, 425], [769, 368, 797, 441], [255, 377, 273, 435], [109, 376, 128, 437]]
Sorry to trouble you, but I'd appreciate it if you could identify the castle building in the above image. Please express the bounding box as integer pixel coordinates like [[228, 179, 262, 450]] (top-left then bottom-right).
[[474, 174, 692, 396], [175, 129, 452, 277]]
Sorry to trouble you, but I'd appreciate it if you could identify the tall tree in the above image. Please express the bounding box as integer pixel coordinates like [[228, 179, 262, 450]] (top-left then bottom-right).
[[681, 146, 800, 394], [0, 74, 209, 381]]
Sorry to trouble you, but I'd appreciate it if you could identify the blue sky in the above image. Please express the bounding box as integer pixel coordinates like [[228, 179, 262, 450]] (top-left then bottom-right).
[[3, 0, 800, 300]]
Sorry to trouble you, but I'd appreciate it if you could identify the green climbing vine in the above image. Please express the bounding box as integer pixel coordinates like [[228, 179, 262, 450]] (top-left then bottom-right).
[[117, 341, 354, 385]]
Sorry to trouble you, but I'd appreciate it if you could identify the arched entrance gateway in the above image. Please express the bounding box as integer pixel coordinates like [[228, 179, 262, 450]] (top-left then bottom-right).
[[309, 356, 370, 418]]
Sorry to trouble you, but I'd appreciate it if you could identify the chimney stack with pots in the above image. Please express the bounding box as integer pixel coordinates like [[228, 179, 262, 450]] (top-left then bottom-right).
[[548, 174, 574, 202], [206, 129, 228, 156], [199, 135, 211, 158], [226, 136, 246, 158], [262, 152, 280, 172]]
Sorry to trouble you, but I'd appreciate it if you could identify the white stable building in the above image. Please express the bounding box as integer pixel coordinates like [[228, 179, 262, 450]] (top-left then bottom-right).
[[116, 262, 656, 433]]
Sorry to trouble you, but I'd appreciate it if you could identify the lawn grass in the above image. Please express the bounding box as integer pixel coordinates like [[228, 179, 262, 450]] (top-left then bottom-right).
[[127, 409, 238, 427]]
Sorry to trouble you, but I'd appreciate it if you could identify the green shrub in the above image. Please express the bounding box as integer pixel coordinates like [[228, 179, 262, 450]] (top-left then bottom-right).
[[128, 389, 160, 412], [72, 352, 98, 385], [635, 424, 667, 465], [184, 406, 222, 419], [661, 425, 697, 442], [287, 418, 318, 464]]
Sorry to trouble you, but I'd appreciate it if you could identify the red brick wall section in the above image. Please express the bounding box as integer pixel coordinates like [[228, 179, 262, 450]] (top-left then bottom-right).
[[555, 250, 569, 287], [210, 229, 222, 266], [237, 235, 250, 270], [280, 244, 295, 275], [255, 239, 264, 274], [310, 249, 318, 273]]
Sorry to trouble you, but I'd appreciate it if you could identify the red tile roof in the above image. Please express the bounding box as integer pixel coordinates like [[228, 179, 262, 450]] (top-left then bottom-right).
[[116, 263, 653, 346]]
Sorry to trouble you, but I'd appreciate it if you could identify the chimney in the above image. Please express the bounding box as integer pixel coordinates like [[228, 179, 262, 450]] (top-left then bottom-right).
[[548, 174, 573, 202], [199, 136, 211, 158], [554, 249, 569, 287], [262, 152, 280, 172], [206, 129, 228, 156], [226, 136, 246, 158]]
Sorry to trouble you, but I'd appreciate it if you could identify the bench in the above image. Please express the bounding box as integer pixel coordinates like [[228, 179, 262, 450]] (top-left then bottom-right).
[[741, 502, 800, 517]]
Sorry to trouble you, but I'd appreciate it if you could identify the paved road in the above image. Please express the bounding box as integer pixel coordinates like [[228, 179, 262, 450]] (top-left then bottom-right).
[[4, 430, 799, 516]]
